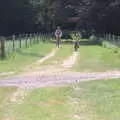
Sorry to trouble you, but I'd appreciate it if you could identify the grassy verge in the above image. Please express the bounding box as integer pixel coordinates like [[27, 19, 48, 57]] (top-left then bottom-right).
[[2, 79, 120, 120], [70, 79, 120, 120], [73, 45, 120, 72], [0, 43, 55, 73], [3, 87, 73, 120], [0, 87, 17, 119], [43, 44, 73, 65]]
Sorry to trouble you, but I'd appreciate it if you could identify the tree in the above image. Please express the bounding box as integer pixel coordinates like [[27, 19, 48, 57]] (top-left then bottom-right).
[[0, 0, 36, 35], [0, 0, 120, 35]]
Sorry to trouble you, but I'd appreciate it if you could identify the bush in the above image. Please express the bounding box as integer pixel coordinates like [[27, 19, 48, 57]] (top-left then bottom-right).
[[89, 35, 96, 41], [89, 34, 102, 45]]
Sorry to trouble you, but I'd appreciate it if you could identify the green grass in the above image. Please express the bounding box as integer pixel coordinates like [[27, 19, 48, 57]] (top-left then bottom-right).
[[73, 45, 120, 72], [2, 79, 120, 120], [43, 44, 73, 65], [0, 87, 17, 119], [0, 43, 55, 73], [70, 79, 120, 120], [0, 87, 16, 103], [5, 87, 73, 120]]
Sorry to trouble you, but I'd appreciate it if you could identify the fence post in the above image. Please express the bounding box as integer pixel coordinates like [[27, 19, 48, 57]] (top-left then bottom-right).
[[39, 33, 41, 43], [29, 34, 32, 46], [118, 36, 120, 47], [34, 33, 36, 44], [43, 33, 45, 43], [105, 34, 107, 41], [35, 33, 37, 44], [0, 36, 5, 59], [12, 35, 15, 51], [37, 33, 39, 43], [112, 34, 115, 45], [25, 34, 28, 48], [19, 34, 22, 48], [108, 33, 111, 41], [37, 34, 38, 43]]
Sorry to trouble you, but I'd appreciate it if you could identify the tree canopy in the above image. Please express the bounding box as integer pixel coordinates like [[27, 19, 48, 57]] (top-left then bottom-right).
[[0, 0, 120, 35]]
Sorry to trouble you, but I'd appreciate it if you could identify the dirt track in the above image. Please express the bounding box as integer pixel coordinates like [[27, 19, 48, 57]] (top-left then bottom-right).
[[0, 50, 120, 89]]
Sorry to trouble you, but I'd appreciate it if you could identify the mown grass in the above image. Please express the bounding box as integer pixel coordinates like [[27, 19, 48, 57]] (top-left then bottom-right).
[[70, 79, 120, 120], [73, 45, 120, 72], [0, 43, 55, 73], [0, 87, 17, 119], [2, 79, 120, 120], [43, 44, 73, 65], [4, 87, 73, 120]]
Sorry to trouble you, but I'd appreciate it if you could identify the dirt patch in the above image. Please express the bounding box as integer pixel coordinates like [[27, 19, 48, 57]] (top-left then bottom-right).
[[9, 88, 28, 104], [0, 72, 15, 76], [1, 88, 29, 120], [1, 50, 120, 89], [62, 52, 78, 68], [37, 48, 58, 64]]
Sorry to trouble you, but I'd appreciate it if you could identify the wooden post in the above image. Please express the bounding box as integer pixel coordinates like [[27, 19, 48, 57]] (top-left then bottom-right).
[[35, 33, 37, 44], [39, 33, 41, 43], [19, 34, 22, 48], [34, 33, 36, 44], [118, 36, 120, 47], [108, 33, 111, 41], [25, 34, 28, 48], [36, 33, 39, 44], [29, 34, 32, 46], [0, 36, 5, 59], [104, 34, 107, 41], [38, 33, 40, 43], [112, 34, 115, 45], [12, 35, 15, 51], [43, 33, 45, 43]]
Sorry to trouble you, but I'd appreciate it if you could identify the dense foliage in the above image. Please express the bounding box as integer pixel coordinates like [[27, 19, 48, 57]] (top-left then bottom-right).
[[0, 0, 120, 35]]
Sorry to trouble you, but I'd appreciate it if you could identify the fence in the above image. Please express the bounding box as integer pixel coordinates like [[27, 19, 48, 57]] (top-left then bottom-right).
[[98, 34, 120, 48], [0, 33, 54, 59]]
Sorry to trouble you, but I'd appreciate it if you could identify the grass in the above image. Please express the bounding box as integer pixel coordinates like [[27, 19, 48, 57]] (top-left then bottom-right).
[[1, 79, 120, 120], [0, 43, 55, 73], [0, 87, 17, 119], [43, 44, 73, 65], [73, 45, 120, 72], [2, 87, 73, 120], [0, 87, 16, 103], [70, 79, 120, 120]]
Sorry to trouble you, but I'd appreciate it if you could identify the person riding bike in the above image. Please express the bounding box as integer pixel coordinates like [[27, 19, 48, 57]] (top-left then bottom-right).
[[55, 26, 63, 48], [74, 41, 79, 51]]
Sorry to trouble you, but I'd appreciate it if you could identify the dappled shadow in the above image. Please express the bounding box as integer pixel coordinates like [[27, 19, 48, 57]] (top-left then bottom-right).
[[16, 49, 44, 58]]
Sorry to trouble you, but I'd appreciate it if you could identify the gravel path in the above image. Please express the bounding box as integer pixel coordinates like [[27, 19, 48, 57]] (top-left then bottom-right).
[[0, 51, 120, 89]]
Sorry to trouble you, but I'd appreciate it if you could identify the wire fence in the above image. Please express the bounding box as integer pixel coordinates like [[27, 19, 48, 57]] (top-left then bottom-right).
[[0, 33, 54, 59], [98, 34, 120, 48]]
